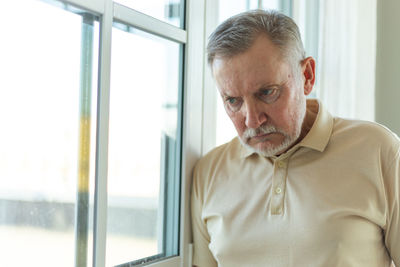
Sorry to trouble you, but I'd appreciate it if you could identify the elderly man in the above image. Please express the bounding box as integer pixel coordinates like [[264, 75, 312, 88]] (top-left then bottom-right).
[[191, 10, 399, 267]]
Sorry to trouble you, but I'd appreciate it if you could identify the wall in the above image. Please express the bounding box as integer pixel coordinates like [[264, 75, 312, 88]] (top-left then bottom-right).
[[355, 0, 376, 121], [375, 0, 400, 135]]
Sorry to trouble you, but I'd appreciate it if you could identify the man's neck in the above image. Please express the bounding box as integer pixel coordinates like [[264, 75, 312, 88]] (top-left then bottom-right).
[[299, 99, 319, 141]]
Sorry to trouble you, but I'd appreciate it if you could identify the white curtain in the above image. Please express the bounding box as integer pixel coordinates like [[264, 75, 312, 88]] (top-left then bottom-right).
[[316, 0, 376, 121]]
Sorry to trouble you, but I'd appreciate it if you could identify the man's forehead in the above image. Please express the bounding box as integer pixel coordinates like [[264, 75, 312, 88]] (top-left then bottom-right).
[[213, 55, 289, 85], [212, 57, 240, 87]]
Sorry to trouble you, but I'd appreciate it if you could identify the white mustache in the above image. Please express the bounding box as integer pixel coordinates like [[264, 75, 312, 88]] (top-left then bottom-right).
[[243, 124, 282, 139]]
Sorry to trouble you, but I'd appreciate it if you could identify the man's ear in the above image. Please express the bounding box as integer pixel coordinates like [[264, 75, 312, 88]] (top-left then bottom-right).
[[301, 57, 316, 96]]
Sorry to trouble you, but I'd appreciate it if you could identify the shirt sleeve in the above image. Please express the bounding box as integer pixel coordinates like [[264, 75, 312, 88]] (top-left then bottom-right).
[[384, 145, 400, 265], [191, 164, 218, 267]]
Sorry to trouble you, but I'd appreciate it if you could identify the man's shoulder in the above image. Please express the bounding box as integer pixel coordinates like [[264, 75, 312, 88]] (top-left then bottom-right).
[[332, 117, 400, 150], [192, 137, 246, 186], [334, 117, 398, 138], [195, 137, 241, 171]]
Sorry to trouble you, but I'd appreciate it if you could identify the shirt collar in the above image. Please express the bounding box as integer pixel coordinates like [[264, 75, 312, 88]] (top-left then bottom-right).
[[239, 99, 334, 158], [298, 99, 333, 152]]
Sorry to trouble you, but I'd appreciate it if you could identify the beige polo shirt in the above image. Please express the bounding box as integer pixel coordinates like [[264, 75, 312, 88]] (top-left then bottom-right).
[[191, 99, 400, 267]]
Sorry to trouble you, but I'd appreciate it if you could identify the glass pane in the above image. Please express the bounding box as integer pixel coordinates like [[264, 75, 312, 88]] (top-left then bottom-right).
[[262, 0, 281, 11], [114, 0, 184, 28], [0, 1, 98, 267], [218, 0, 248, 23], [107, 24, 182, 266]]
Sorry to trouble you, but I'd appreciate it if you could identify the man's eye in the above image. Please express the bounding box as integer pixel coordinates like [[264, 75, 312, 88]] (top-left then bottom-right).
[[259, 88, 280, 103], [224, 97, 242, 112], [261, 89, 274, 96], [227, 97, 237, 104]]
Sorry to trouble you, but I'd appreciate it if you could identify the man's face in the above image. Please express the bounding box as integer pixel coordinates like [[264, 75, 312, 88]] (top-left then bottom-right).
[[212, 35, 313, 156]]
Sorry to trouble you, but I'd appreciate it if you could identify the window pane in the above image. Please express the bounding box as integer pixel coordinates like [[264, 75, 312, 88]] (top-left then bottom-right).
[[114, 0, 184, 28], [0, 1, 98, 267], [262, 0, 281, 10], [218, 0, 248, 22], [107, 24, 182, 266]]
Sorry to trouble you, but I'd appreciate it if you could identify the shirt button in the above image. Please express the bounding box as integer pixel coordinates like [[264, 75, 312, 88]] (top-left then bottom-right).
[[275, 187, 282, 194], [277, 161, 286, 168]]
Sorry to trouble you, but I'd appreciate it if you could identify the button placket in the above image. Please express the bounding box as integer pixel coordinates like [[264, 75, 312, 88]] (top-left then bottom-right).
[[271, 160, 288, 215]]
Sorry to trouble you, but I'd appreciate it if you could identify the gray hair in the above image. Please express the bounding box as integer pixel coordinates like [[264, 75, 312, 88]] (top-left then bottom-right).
[[207, 10, 306, 68]]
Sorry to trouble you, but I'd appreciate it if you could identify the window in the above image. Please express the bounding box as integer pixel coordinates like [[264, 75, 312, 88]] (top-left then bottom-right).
[[0, 1, 99, 266], [0, 0, 201, 266], [106, 24, 182, 266], [114, 0, 184, 28]]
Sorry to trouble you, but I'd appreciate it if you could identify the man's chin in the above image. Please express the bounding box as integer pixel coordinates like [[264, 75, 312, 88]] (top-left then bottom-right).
[[255, 145, 284, 157], [240, 137, 294, 157]]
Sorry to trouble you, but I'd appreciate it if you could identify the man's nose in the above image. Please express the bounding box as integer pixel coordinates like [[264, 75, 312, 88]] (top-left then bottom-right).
[[244, 101, 267, 129]]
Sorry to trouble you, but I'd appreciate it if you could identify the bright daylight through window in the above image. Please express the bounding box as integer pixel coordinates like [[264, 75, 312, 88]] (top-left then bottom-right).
[[106, 23, 182, 266], [0, 1, 98, 266]]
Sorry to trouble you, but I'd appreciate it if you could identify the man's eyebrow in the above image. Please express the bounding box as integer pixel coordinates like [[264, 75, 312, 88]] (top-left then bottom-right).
[[220, 91, 236, 98], [220, 92, 228, 97], [258, 83, 281, 89]]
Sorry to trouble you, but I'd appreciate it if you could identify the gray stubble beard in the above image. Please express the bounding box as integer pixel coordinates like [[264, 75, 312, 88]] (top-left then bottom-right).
[[239, 93, 306, 157]]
